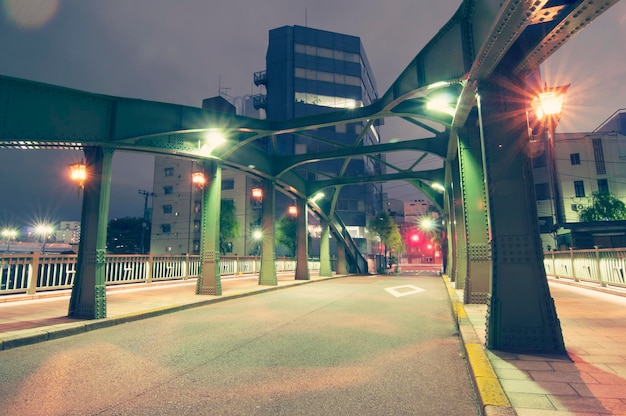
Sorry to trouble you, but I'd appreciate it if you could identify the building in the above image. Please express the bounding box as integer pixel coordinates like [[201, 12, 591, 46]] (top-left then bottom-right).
[[533, 109, 626, 250], [55, 221, 80, 244], [150, 96, 264, 255], [254, 25, 383, 253], [404, 199, 431, 225], [151, 25, 383, 256]]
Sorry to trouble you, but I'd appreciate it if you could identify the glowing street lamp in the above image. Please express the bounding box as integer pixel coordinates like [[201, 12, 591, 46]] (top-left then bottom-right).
[[200, 129, 227, 155], [251, 187, 263, 200], [288, 205, 298, 216], [529, 83, 570, 240], [191, 171, 206, 188], [1, 228, 18, 253], [34, 223, 54, 254], [68, 160, 87, 188]]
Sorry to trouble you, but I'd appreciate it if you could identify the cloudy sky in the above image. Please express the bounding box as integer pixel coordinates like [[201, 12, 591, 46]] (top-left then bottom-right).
[[1, 0, 625, 227]]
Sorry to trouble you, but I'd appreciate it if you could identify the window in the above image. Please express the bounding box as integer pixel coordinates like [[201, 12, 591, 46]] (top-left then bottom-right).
[[193, 220, 201, 232], [570, 153, 580, 165], [161, 224, 171, 233], [164, 167, 174, 177], [598, 178, 609, 193], [537, 216, 554, 234], [574, 181, 585, 198], [194, 201, 201, 213], [592, 138, 606, 174], [535, 183, 550, 200], [163, 186, 173, 195], [163, 205, 173, 214], [222, 179, 235, 190]]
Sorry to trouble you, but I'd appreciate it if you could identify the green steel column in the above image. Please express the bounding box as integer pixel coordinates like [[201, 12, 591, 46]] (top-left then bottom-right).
[[196, 160, 222, 296], [258, 179, 277, 286], [451, 154, 468, 289], [335, 241, 347, 275], [294, 196, 310, 280], [479, 78, 565, 354], [458, 118, 492, 304], [319, 219, 332, 277], [443, 159, 455, 278], [68, 146, 114, 319]]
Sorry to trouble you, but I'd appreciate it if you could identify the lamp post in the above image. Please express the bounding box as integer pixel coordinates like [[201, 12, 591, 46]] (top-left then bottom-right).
[[34, 224, 53, 254], [2, 229, 17, 253], [530, 84, 570, 248]]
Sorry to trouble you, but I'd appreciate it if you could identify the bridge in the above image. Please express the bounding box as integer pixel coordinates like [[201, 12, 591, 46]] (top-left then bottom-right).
[[0, 0, 621, 354]]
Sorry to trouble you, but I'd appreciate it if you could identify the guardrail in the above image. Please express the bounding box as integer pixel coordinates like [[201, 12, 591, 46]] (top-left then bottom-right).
[[544, 247, 626, 290], [1, 253, 320, 296]]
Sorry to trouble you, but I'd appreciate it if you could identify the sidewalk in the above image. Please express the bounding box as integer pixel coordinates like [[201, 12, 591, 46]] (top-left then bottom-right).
[[2, 274, 626, 415], [449, 277, 626, 416]]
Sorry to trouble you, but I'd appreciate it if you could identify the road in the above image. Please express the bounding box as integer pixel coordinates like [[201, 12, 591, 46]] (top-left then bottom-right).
[[0, 273, 480, 415]]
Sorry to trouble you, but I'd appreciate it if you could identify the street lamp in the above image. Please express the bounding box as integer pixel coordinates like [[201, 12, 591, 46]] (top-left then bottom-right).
[[68, 160, 87, 189], [191, 171, 206, 188], [1, 228, 17, 253], [529, 84, 570, 247], [288, 204, 298, 216], [34, 223, 54, 254]]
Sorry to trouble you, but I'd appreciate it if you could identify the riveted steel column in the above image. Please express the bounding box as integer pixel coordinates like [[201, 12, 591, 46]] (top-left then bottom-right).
[[196, 160, 222, 295], [479, 77, 565, 354], [458, 115, 492, 304], [451, 154, 468, 288], [319, 219, 332, 277], [336, 242, 347, 275], [69, 146, 113, 319], [294, 196, 310, 280], [258, 179, 277, 286], [443, 159, 455, 279]]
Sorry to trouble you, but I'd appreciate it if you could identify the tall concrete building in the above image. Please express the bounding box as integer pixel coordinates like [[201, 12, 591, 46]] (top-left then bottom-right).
[[253, 25, 383, 251]]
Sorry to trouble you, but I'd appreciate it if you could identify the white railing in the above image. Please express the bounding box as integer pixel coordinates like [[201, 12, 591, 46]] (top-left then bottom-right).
[[544, 247, 626, 289], [1, 253, 316, 296]]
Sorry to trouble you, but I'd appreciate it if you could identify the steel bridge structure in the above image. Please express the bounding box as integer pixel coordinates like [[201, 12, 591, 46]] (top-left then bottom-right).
[[0, 0, 620, 354]]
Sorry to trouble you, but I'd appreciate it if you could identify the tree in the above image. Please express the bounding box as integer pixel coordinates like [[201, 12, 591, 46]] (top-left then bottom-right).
[[107, 217, 145, 254], [276, 214, 297, 257], [220, 199, 240, 254], [368, 211, 404, 272], [579, 191, 626, 222]]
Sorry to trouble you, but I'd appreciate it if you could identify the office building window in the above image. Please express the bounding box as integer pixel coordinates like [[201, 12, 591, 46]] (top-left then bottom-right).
[[163, 205, 173, 214], [598, 178, 609, 193], [193, 220, 201, 232], [570, 153, 580, 165], [535, 183, 550, 200], [194, 201, 201, 213], [164, 167, 174, 177], [222, 179, 235, 190], [574, 181, 585, 198], [161, 224, 171, 233], [163, 186, 173, 195], [592, 139, 606, 174]]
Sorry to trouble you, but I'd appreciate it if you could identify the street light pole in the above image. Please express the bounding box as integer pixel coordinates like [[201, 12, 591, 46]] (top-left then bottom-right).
[[138, 189, 156, 254]]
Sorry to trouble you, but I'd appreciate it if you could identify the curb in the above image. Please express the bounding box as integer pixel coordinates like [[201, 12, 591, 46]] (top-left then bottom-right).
[[443, 276, 516, 416], [0, 275, 344, 351]]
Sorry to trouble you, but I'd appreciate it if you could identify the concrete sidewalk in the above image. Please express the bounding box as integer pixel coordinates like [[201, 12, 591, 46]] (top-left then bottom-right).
[[2, 273, 626, 415], [449, 277, 626, 415]]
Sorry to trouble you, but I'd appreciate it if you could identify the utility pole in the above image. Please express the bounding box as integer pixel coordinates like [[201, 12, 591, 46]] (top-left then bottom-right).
[[138, 189, 156, 254]]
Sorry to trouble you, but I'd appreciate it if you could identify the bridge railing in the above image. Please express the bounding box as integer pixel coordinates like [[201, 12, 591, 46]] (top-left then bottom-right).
[[1, 253, 319, 296], [544, 247, 626, 289]]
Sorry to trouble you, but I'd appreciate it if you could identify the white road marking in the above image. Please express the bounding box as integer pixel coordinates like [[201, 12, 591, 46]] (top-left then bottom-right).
[[385, 285, 425, 298]]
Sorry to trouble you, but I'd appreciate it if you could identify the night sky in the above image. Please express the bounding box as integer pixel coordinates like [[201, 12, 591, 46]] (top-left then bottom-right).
[[1, 0, 624, 227]]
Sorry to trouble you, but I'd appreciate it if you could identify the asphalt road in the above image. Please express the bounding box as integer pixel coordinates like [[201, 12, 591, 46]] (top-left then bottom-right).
[[0, 273, 480, 415]]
